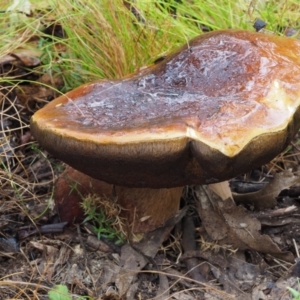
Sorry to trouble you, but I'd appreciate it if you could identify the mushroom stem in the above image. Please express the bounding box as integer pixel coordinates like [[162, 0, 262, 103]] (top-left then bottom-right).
[[115, 185, 183, 234], [54, 167, 183, 240], [208, 181, 233, 202]]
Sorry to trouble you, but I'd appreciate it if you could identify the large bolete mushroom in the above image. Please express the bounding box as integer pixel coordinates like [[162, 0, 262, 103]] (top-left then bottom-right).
[[31, 30, 300, 237]]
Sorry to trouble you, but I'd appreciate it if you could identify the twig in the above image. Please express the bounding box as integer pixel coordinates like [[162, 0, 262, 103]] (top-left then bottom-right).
[[293, 238, 300, 258], [181, 216, 206, 283]]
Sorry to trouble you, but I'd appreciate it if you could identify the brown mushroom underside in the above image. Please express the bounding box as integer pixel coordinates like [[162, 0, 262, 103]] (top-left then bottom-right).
[[31, 30, 300, 188]]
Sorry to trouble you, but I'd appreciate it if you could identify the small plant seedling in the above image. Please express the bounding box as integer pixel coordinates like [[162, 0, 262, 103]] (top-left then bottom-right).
[[287, 278, 300, 299], [48, 285, 71, 300], [288, 287, 300, 299], [48, 284, 93, 300]]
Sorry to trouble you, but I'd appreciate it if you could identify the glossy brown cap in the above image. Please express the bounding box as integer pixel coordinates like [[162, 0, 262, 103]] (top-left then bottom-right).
[[31, 30, 300, 188]]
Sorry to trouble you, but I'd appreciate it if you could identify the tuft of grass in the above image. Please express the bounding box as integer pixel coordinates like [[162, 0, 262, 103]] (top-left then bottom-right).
[[81, 193, 126, 244], [1, 0, 300, 90]]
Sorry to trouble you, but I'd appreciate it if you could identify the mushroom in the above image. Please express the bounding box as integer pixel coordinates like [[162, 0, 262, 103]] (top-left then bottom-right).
[[30, 29, 300, 238]]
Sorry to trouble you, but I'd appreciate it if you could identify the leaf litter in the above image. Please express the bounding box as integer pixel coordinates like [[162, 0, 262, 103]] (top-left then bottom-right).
[[2, 4, 300, 300]]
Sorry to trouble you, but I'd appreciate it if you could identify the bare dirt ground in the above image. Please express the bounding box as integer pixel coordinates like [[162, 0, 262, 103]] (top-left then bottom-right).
[[1, 16, 300, 300]]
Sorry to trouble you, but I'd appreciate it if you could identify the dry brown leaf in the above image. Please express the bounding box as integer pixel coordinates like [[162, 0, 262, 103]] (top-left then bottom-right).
[[115, 244, 144, 297], [270, 276, 298, 300], [195, 186, 294, 262], [268, 259, 300, 299], [29, 241, 73, 283], [116, 207, 187, 297], [29, 241, 59, 281], [181, 249, 265, 300], [101, 262, 121, 284], [30, 240, 58, 255], [53, 245, 72, 270], [0, 50, 41, 67], [195, 187, 229, 241], [233, 170, 300, 209]]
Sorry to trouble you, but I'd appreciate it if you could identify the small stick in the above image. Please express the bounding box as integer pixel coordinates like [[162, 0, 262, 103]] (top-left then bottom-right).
[[181, 216, 206, 282], [293, 238, 300, 258]]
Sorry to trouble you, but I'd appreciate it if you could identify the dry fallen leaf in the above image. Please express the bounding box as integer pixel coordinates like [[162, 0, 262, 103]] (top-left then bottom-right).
[[116, 207, 187, 298], [233, 170, 300, 209], [268, 259, 300, 300], [195, 186, 294, 262], [30, 241, 59, 281], [181, 249, 266, 300]]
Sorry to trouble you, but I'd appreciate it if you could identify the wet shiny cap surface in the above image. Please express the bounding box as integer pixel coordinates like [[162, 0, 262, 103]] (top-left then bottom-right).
[[30, 30, 300, 188]]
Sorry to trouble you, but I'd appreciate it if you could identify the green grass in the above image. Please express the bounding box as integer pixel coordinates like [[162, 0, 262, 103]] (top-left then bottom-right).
[[81, 193, 126, 244], [1, 0, 299, 91]]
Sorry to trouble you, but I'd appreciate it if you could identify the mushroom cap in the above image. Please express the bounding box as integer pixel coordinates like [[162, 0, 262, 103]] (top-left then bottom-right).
[[31, 30, 300, 188]]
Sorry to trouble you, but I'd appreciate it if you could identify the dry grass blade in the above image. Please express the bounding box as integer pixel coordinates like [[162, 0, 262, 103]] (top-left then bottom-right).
[[0, 280, 51, 300]]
